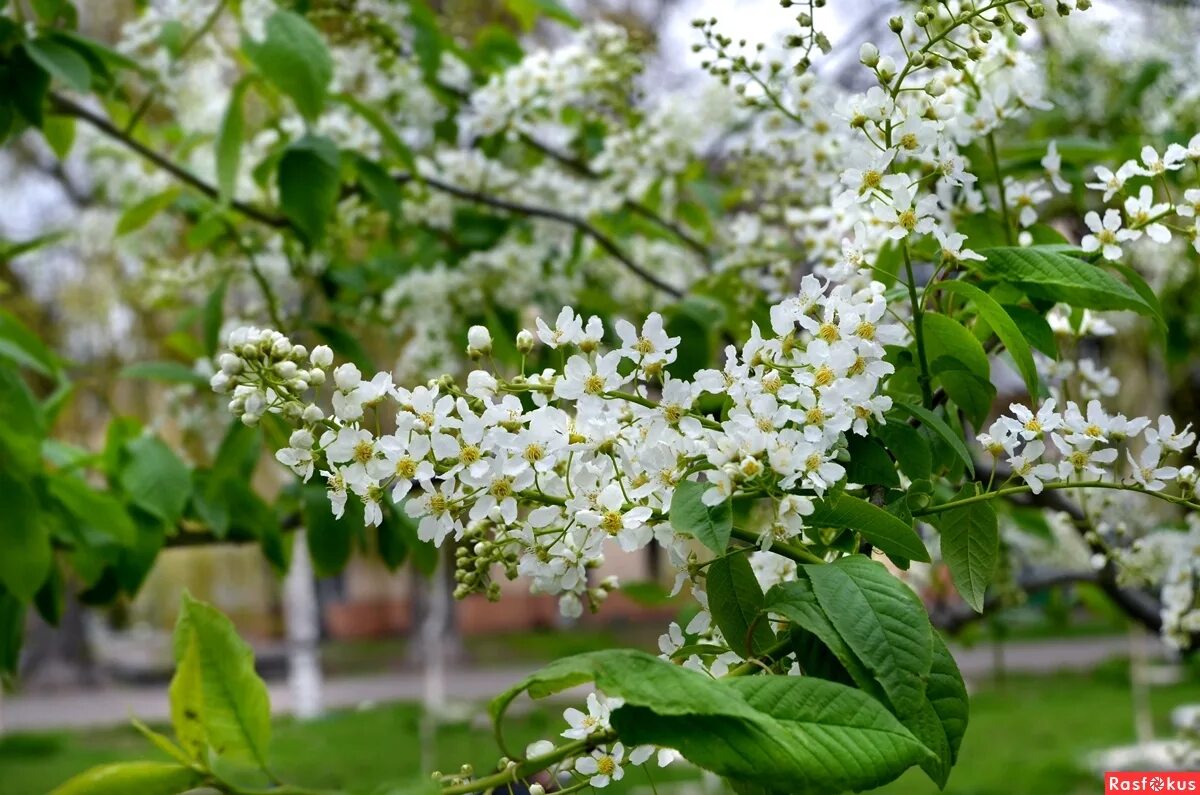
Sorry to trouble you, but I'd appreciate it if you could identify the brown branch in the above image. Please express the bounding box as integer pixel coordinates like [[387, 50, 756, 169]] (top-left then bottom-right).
[[394, 172, 684, 298], [55, 91, 682, 298], [930, 567, 1098, 633], [49, 92, 290, 229], [975, 463, 1195, 650]]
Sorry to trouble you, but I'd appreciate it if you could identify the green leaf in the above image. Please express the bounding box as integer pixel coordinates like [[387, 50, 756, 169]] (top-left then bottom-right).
[[302, 483, 354, 576], [41, 113, 75, 159], [926, 485, 998, 613], [0, 368, 44, 475], [215, 79, 249, 204], [706, 553, 775, 658], [119, 360, 208, 386], [669, 479, 732, 554], [244, 11, 333, 121], [922, 312, 995, 427], [845, 435, 900, 488], [893, 404, 975, 477], [24, 37, 91, 92], [354, 155, 403, 218], [874, 422, 932, 482], [1105, 261, 1167, 340], [130, 716, 195, 767], [1002, 304, 1057, 358], [119, 435, 192, 525], [493, 650, 929, 792], [808, 494, 928, 563], [115, 187, 181, 237], [927, 632, 969, 770], [764, 577, 887, 703], [504, 0, 581, 30], [277, 135, 340, 246], [49, 762, 201, 795], [0, 587, 24, 679], [170, 593, 272, 769], [332, 93, 414, 168], [0, 470, 51, 602], [976, 246, 1155, 315], [203, 276, 229, 358], [0, 308, 59, 377], [804, 556, 933, 718], [47, 473, 137, 546], [934, 280, 1039, 397]]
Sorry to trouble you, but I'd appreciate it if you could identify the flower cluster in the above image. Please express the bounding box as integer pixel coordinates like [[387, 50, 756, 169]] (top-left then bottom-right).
[[218, 275, 903, 616], [978, 399, 1199, 496], [209, 327, 333, 427]]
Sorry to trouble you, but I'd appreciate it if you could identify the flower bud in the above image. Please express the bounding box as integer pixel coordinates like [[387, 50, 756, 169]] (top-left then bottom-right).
[[218, 353, 243, 375], [516, 329, 535, 354], [334, 363, 361, 391], [467, 325, 493, 357], [858, 42, 879, 67], [302, 403, 325, 422], [210, 372, 231, 393], [276, 360, 298, 379], [310, 345, 334, 368], [289, 429, 314, 449], [271, 338, 292, 358], [308, 369, 326, 386], [888, 15, 904, 32]]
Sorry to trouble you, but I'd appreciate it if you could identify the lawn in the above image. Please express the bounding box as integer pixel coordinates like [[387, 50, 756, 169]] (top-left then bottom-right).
[[2, 662, 1197, 795]]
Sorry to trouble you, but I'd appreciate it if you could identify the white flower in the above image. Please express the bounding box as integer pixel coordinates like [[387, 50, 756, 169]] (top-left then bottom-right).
[[1127, 444, 1178, 492], [1081, 209, 1135, 261], [536, 307, 584, 349], [576, 743, 625, 788], [578, 484, 655, 551], [554, 352, 628, 400], [614, 312, 680, 367], [1146, 416, 1196, 453], [1042, 141, 1070, 192], [1007, 440, 1057, 494], [562, 693, 611, 740]]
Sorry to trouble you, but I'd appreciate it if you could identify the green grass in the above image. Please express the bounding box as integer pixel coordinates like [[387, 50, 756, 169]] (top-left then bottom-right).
[[3, 663, 1198, 795]]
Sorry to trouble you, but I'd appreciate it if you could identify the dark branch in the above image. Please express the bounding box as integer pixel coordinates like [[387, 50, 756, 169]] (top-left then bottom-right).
[[50, 92, 290, 229], [930, 567, 1098, 633], [394, 172, 684, 298]]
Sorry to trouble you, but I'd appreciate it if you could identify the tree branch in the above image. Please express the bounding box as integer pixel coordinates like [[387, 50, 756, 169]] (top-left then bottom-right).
[[929, 566, 1098, 633], [53, 92, 683, 298], [393, 172, 684, 298], [49, 92, 290, 229]]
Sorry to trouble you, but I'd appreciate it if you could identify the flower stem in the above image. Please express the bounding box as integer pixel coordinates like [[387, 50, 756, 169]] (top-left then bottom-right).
[[913, 480, 1200, 516]]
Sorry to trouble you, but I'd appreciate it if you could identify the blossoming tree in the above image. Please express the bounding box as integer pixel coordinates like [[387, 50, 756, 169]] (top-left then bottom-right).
[[1, 0, 1198, 792]]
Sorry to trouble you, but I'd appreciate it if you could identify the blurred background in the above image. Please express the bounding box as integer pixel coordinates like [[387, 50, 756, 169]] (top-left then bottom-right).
[[2, 0, 1200, 793]]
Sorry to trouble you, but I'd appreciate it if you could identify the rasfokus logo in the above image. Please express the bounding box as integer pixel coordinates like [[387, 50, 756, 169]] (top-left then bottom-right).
[[1106, 773, 1200, 793]]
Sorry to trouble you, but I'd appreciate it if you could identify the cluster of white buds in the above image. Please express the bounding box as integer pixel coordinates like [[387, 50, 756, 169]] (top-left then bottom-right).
[[209, 327, 333, 427]]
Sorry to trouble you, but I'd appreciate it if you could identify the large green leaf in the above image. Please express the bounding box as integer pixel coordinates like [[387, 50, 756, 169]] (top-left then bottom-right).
[[277, 135, 341, 246], [926, 486, 998, 613], [804, 556, 933, 718], [669, 479, 732, 554], [706, 554, 775, 658], [46, 473, 136, 547], [244, 11, 332, 121], [892, 404, 975, 477], [119, 435, 192, 525], [764, 577, 886, 703], [933, 281, 1039, 397], [976, 246, 1154, 315], [922, 312, 995, 428], [0, 586, 25, 678], [170, 593, 272, 769], [0, 470, 51, 602], [49, 762, 201, 795], [114, 187, 181, 237], [493, 649, 929, 792], [926, 632, 969, 777], [0, 308, 59, 376], [303, 483, 355, 576], [215, 79, 248, 204], [24, 37, 91, 91], [808, 494, 929, 563]]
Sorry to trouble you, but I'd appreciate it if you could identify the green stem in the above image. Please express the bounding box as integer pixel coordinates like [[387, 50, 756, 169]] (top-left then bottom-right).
[[440, 736, 605, 795], [729, 526, 824, 565], [986, 133, 1015, 245], [724, 635, 796, 677], [913, 480, 1200, 517], [901, 242, 934, 409]]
